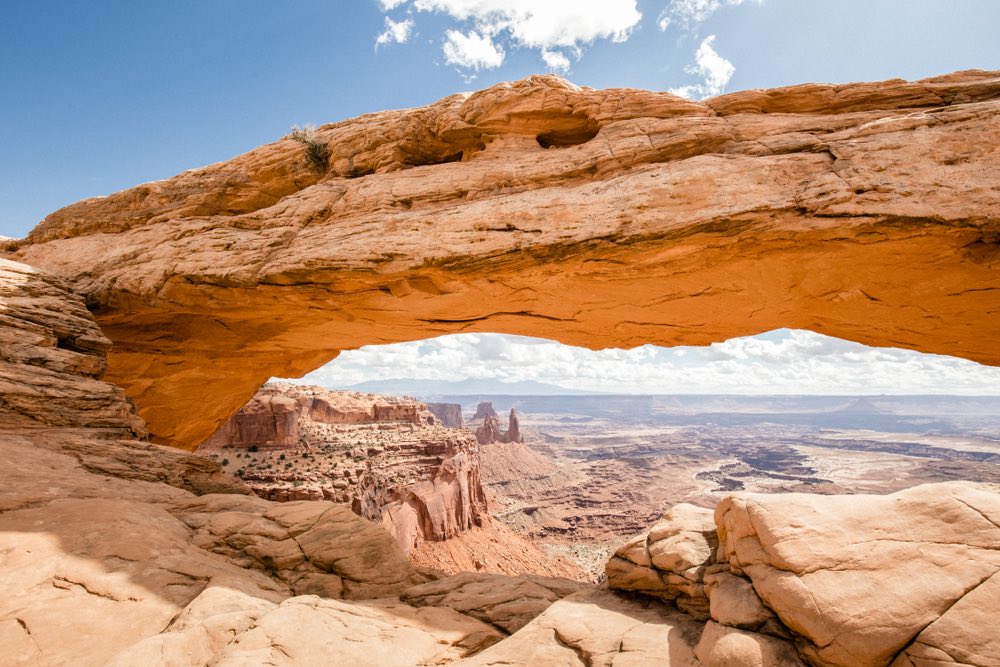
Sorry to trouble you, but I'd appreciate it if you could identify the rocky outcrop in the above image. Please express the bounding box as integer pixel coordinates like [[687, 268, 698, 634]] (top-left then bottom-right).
[[715, 482, 1000, 667], [401, 571, 588, 634], [10, 71, 1000, 448], [0, 259, 458, 665], [506, 408, 522, 443], [473, 402, 498, 420], [201, 384, 432, 451], [199, 383, 489, 553], [608, 482, 1000, 667], [428, 402, 464, 428], [606, 503, 721, 620], [458, 588, 706, 666], [0, 259, 146, 437], [472, 402, 524, 444]]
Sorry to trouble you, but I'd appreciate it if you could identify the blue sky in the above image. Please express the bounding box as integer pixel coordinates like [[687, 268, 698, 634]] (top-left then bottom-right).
[[2, 0, 999, 238]]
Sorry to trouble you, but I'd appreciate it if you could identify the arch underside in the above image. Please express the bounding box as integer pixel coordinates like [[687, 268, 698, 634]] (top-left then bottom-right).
[[11, 72, 999, 448]]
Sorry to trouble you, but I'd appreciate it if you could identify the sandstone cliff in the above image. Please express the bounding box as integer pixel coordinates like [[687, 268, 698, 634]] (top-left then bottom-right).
[[428, 402, 465, 428], [199, 383, 488, 554], [8, 71, 1000, 449], [471, 401, 524, 444]]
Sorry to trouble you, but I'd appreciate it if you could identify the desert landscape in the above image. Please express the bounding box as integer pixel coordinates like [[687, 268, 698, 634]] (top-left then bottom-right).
[[199, 386, 1000, 580], [1, 14, 999, 663]]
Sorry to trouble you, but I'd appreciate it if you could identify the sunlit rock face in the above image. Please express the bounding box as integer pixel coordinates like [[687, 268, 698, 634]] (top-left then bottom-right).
[[607, 482, 1000, 667], [199, 382, 489, 553], [9, 71, 1000, 450]]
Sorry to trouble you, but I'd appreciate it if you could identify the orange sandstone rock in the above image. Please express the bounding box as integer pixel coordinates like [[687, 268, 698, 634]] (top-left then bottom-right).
[[8, 71, 1000, 452]]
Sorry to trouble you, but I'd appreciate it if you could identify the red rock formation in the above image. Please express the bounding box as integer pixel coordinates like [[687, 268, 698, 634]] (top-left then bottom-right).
[[427, 402, 464, 428], [472, 402, 498, 420], [199, 383, 488, 553], [4, 260, 1000, 665], [472, 403, 524, 444], [506, 409, 522, 444], [474, 414, 503, 445]]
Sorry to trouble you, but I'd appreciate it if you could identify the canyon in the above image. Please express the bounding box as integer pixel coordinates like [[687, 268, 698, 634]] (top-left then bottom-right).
[[197, 384, 584, 579], [1, 70, 999, 666]]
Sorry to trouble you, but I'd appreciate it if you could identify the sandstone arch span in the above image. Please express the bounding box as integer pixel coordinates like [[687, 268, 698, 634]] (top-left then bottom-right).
[[9, 71, 1000, 449]]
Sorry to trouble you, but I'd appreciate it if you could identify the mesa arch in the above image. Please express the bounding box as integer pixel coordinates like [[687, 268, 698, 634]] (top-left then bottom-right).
[[9, 71, 999, 449]]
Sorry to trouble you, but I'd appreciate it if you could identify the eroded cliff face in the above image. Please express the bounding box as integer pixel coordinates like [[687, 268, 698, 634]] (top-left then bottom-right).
[[8, 71, 999, 448], [471, 402, 524, 444], [199, 383, 488, 553], [1, 259, 504, 665]]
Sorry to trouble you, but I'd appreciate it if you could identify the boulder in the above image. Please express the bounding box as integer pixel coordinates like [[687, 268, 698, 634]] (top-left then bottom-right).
[[401, 571, 587, 633], [715, 482, 1000, 667]]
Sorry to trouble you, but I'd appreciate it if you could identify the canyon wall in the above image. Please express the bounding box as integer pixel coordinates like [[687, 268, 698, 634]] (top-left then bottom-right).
[[199, 383, 488, 553], [427, 402, 464, 428], [7, 71, 999, 448]]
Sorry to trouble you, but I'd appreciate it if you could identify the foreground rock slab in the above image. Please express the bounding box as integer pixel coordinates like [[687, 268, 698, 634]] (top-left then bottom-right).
[[401, 571, 588, 633], [716, 482, 1000, 667], [8, 72, 1000, 447], [458, 589, 705, 666]]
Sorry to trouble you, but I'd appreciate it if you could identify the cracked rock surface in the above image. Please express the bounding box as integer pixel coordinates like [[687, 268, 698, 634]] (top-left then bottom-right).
[[7, 71, 999, 448]]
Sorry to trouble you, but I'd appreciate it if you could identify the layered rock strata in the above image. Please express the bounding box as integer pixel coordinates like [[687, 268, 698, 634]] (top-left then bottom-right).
[[471, 401, 524, 444], [199, 383, 488, 553], [9, 71, 1000, 448], [0, 259, 492, 664], [428, 401, 465, 428]]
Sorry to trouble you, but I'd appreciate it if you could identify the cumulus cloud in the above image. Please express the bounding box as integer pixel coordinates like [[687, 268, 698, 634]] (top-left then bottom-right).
[[375, 16, 415, 48], [442, 29, 505, 70], [541, 48, 571, 72], [657, 0, 760, 32], [378, 0, 641, 71], [293, 329, 1000, 396], [669, 35, 734, 99]]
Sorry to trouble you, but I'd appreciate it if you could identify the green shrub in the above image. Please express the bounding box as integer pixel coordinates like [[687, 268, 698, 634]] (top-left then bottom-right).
[[290, 124, 330, 172]]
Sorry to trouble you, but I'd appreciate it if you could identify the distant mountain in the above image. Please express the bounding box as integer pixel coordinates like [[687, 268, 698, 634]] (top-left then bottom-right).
[[343, 378, 599, 398]]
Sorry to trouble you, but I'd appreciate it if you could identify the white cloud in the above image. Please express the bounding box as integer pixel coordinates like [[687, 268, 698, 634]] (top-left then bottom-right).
[[442, 29, 505, 70], [541, 48, 571, 72], [657, 0, 760, 32], [669, 34, 734, 99], [379, 0, 641, 71], [293, 329, 1000, 396], [375, 16, 415, 48]]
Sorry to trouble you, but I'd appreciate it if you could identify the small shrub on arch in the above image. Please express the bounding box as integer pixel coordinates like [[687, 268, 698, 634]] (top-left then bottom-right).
[[290, 124, 330, 172]]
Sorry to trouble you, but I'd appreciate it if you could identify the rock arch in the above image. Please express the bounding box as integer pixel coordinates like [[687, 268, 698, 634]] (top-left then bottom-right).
[[10, 72, 1000, 449]]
